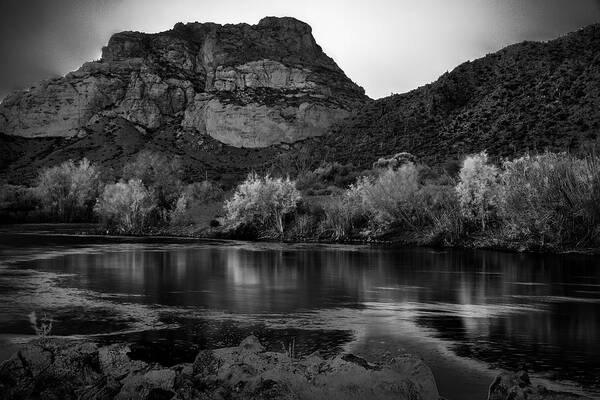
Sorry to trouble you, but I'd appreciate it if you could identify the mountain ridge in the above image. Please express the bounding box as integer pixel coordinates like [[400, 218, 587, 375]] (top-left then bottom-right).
[[306, 23, 600, 168], [2, 19, 600, 185], [0, 17, 366, 147]]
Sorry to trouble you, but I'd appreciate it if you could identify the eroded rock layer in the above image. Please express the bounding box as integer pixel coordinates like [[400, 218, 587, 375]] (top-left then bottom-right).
[[0, 17, 366, 147]]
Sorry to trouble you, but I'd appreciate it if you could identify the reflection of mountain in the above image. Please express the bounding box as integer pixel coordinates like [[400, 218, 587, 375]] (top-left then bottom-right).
[[21, 244, 600, 392]]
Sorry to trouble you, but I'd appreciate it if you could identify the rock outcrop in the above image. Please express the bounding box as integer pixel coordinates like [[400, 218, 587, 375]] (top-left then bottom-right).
[[487, 371, 591, 400], [0, 17, 366, 147], [0, 336, 440, 400]]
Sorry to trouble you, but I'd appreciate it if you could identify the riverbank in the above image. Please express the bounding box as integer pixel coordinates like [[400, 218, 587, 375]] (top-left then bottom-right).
[[2, 222, 599, 255], [4, 152, 599, 258], [0, 335, 440, 400], [0, 336, 591, 400]]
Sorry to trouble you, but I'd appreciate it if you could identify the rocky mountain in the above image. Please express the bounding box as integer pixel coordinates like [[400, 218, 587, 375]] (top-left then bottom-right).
[[307, 23, 600, 168], [0, 17, 366, 147], [2, 19, 600, 185]]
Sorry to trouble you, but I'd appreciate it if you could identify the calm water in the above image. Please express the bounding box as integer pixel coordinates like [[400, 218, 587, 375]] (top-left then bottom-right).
[[1, 232, 599, 399]]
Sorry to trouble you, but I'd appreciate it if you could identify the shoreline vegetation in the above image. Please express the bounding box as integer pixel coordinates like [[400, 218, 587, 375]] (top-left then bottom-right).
[[1, 150, 599, 254]]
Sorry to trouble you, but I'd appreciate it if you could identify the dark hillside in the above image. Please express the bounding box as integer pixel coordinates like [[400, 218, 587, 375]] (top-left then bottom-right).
[[310, 24, 600, 167], [0, 126, 282, 187]]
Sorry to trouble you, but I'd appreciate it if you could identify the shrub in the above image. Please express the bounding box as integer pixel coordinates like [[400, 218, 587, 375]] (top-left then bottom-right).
[[498, 153, 600, 247], [185, 181, 224, 204], [372, 152, 416, 170], [170, 181, 224, 226], [123, 151, 183, 214], [35, 158, 101, 222], [417, 184, 464, 245], [316, 164, 464, 241], [296, 162, 359, 191], [224, 173, 301, 238], [442, 159, 462, 178], [455, 152, 499, 232], [287, 212, 319, 240], [320, 196, 350, 239], [0, 185, 41, 222], [268, 146, 322, 177], [353, 163, 421, 229], [319, 190, 366, 240], [94, 179, 157, 233]]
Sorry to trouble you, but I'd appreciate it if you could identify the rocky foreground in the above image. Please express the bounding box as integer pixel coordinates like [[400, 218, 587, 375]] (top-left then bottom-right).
[[0, 336, 591, 400]]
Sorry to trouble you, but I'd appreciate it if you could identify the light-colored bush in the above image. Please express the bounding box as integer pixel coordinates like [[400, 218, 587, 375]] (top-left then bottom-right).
[[455, 152, 499, 231], [94, 179, 157, 233], [35, 158, 101, 221], [224, 173, 301, 237], [499, 153, 600, 247], [353, 162, 421, 229]]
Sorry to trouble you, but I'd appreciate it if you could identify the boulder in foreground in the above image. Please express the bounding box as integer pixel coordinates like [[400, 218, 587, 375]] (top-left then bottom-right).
[[0, 335, 439, 400], [487, 371, 591, 400]]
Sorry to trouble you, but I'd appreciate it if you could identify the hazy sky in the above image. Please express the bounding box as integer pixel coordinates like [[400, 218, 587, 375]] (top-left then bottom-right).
[[1, 0, 600, 100]]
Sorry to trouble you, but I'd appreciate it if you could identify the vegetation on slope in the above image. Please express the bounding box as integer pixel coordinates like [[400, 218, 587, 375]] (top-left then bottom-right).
[[304, 24, 600, 168]]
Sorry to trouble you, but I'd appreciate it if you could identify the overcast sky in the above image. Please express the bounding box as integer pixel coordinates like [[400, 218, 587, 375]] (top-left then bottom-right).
[[1, 0, 599, 100]]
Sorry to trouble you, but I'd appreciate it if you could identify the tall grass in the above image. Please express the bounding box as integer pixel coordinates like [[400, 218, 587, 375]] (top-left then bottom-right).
[[351, 163, 421, 230], [498, 153, 600, 248], [319, 192, 365, 240], [418, 184, 464, 246]]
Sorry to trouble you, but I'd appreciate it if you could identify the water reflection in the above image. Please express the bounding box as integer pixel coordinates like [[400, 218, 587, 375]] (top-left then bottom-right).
[[1, 241, 599, 398]]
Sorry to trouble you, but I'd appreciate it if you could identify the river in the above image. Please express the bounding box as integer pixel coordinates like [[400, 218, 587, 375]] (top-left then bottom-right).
[[0, 230, 599, 399]]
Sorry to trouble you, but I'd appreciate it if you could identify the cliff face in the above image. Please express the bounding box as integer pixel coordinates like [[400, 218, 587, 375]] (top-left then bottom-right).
[[0, 17, 366, 147]]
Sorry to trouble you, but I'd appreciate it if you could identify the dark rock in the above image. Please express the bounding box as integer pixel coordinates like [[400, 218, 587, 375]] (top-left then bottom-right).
[[98, 343, 147, 379], [341, 353, 382, 370], [0, 336, 440, 400], [146, 387, 175, 400], [238, 334, 265, 353], [116, 369, 176, 400], [487, 371, 591, 400], [0, 339, 102, 400], [192, 349, 220, 376]]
